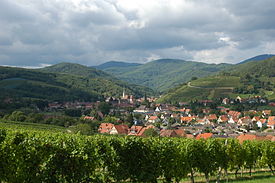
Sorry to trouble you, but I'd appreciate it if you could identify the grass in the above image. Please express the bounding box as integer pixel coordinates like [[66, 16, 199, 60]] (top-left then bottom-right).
[[0, 120, 67, 133], [191, 76, 241, 88], [177, 170, 275, 183]]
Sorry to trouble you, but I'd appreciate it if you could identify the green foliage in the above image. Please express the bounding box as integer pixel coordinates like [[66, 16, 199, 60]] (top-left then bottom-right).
[[143, 128, 159, 137], [0, 125, 274, 183], [0, 64, 154, 107], [159, 56, 275, 103], [97, 102, 111, 116], [64, 109, 82, 117], [69, 123, 93, 135], [4, 111, 27, 122], [98, 59, 232, 92]]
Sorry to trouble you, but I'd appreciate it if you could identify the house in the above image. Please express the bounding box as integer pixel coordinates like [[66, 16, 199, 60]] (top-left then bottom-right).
[[222, 98, 230, 105], [267, 116, 275, 129], [83, 116, 96, 121], [228, 116, 238, 124], [218, 107, 230, 113], [237, 134, 257, 143], [110, 124, 129, 135], [238, 116, 252, 126], [137, 125, 155, 137], [217, 115, 229, 123], [262, 110, 272, 116], [128, 125, 144, 136], [186, 134, 194, 138], [155, 106, 162, 112], [236, 96, 242, 102], [256, 119, 267, 128], [98, 123, 114, 134], [160, 129, 178, 137], [205, 114, 217, 121], [170, 113, 180, 118], [185, 109, 191, 114], [180, 116, 194, 123], [148, 116, 160, 123], [237, 134, 273, 143], [197, 118, 211, 125], [174, 129, 186, 137], [133, 105, 150, 113], [196, 133, 213, 140], [228, 111, 241, 118], [252, 116, 260, 122]]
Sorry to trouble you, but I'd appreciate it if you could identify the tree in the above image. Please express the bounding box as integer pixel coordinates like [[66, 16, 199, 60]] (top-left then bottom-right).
[[69, 123, 93, 135], [5, 111, 27, 122], [64, 109, 82, 117], [191, 77, 198, 81], [97, 102, 110, 116], [143, 128, 158, 137]]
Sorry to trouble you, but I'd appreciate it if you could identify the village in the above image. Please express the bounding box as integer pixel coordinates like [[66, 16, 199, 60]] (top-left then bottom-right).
[[46, 91, 275, 142]]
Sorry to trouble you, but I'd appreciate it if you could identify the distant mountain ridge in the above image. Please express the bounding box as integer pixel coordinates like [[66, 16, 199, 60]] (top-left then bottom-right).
[[0, 63, 154, 103], [94, 61, 142, 70], [94, 59, 232, 92], [238, 54, 275, 64]]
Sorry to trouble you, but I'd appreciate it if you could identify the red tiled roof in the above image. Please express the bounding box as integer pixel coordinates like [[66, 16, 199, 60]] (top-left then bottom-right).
[[268, 116, 275, 126], [186, 134, 194, 139], [252, 116, 260, 121], [137, 125, 155, 136], [196, 133, 213, 140], [237, 134, 274, 143], [98, 123, 114, 133], [114, 124, 129, 134], [228, 111, 241, 117], [181, 116, 193, 122], [148, 116, 158, 121], [259, 119, 267, 124], [206, 114, 217, 121], [128, 125, 143, 136], [237, 134, 257, 143], [83, 116, 96, 120], [219, 115, 228, 122], [160, 129, 178, 137], [263, 110, 271, 115], [174, 129, 186, 137]]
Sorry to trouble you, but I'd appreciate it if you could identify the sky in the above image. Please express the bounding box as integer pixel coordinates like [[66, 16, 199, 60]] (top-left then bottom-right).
[[0, 0, 275, 67]]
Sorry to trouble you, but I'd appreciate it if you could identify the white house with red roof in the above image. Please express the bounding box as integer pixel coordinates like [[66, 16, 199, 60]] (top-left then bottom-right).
[[267, 116, 275, 129]]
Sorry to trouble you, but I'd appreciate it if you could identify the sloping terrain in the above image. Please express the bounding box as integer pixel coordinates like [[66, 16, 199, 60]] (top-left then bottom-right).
[[159, 56, 275, 103], [95, 59, 232, 92], [0, 64, 154, 103]]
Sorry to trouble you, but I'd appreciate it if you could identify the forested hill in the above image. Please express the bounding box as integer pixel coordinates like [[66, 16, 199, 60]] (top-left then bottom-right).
[[158, 56, 275, 103], [94, 59, 232, 92], [40, 62, 155, 96], [41, 62, 113, 79], [0, 64, 154, 103], [94, 61, 141, 70]]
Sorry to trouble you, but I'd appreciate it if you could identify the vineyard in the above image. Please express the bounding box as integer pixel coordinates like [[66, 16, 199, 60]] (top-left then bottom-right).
[[0, 126, 274, 183]]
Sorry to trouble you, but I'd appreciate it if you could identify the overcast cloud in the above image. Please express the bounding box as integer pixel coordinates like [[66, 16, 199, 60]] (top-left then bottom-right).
[[0, 0, 275, 67]]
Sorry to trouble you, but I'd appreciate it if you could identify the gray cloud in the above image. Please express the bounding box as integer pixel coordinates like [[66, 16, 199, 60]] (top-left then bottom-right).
[[0, 0, 274, 66]]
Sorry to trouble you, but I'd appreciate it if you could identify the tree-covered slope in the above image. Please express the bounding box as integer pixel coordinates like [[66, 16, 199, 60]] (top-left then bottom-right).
[[159, 56, 275, 103], [0, 64, 154, 103], [41, 62, 155, 97], [41, 62, 112, 79], [94, 61, 141, 70], [95, 59, 232, 92]]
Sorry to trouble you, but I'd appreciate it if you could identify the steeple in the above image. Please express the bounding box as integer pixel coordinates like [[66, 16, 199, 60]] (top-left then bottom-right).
[[122, 88, 125, 98]]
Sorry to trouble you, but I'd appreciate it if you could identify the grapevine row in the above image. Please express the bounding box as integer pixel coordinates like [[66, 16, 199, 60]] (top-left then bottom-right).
[[0, 128, 274, 183]]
